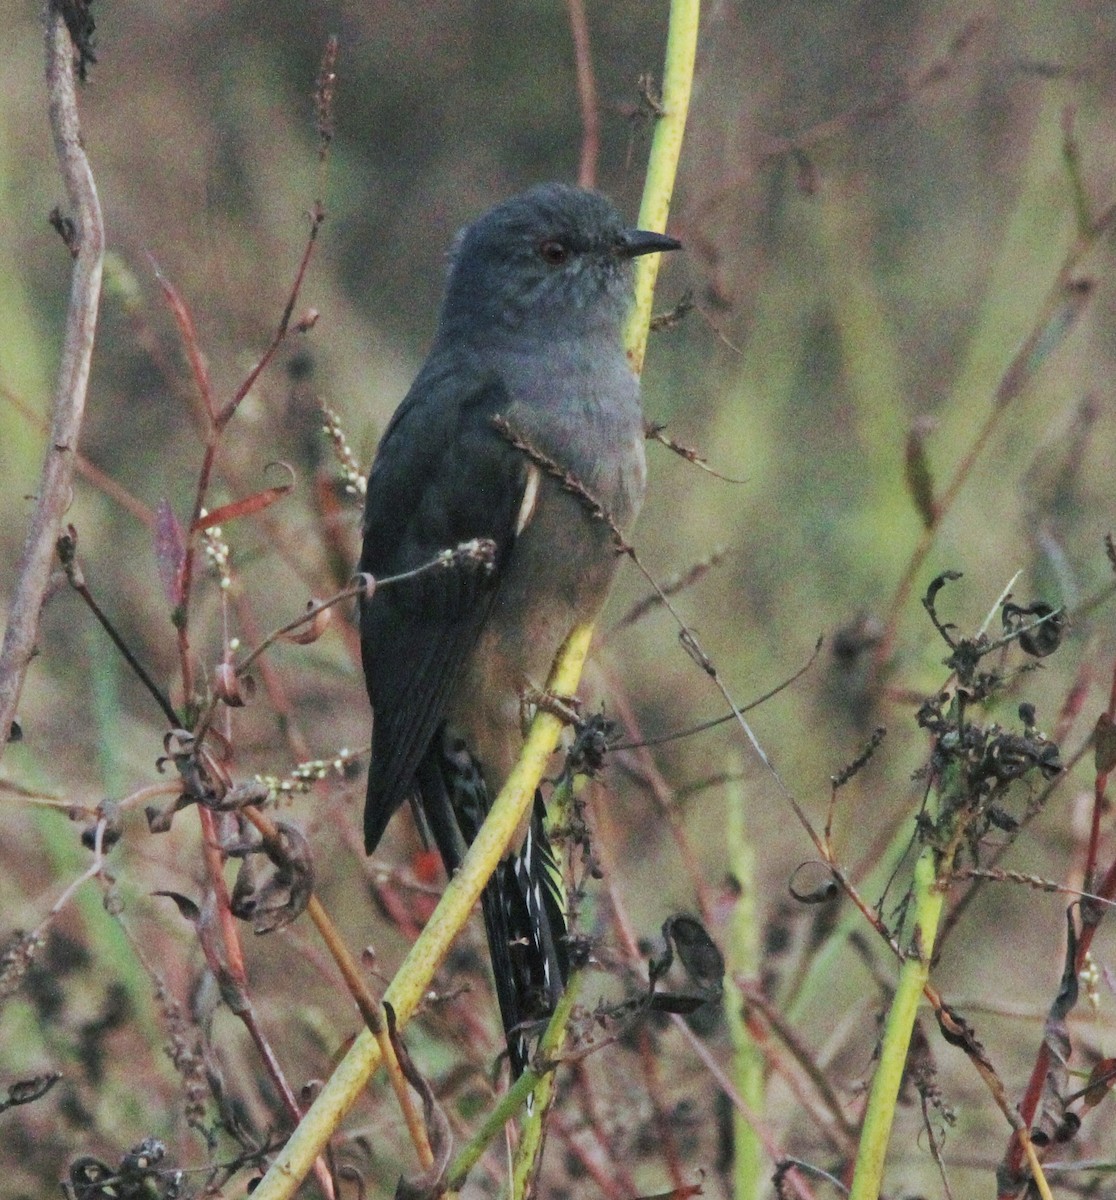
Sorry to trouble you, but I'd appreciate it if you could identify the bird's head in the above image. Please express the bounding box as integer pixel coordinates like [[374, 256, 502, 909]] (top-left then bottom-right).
[[439, 183, 680, 341]]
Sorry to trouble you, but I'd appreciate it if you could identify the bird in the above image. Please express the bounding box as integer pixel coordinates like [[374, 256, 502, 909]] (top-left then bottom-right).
[[358, 182, 680, 1075]]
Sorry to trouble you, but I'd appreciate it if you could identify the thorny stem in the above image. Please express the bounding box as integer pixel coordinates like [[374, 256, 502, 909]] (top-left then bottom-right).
[[0, 4, 104, 759]]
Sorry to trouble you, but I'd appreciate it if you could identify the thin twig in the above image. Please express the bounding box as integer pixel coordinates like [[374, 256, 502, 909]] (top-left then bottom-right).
[[0, 3, 104, 757], [57, 527, 181, 726]]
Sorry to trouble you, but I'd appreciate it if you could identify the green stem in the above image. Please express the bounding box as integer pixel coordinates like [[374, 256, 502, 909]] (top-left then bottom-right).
[[448, 1071, 540, 1188], [847, 848, 944, 1200], [510, 973, 585, 1198], [624, 0, 699, 374], [724, 760, 765, 1200]]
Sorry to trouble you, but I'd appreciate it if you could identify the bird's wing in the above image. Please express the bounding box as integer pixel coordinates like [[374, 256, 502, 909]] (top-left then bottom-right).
[[359, 359, 528, 853]]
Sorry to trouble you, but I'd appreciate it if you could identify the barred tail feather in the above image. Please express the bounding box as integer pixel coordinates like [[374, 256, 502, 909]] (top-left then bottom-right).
[[425, 741, 569, 1078]]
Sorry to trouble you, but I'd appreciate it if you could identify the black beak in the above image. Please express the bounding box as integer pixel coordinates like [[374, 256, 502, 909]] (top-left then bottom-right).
[[616, 228, 683, 258]]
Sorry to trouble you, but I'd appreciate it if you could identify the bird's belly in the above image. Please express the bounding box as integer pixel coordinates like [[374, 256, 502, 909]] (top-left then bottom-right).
[[444, 476, 633, 792]]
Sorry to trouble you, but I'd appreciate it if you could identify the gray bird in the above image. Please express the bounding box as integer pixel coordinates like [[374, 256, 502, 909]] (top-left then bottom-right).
[[359, 182, 680, 1074]]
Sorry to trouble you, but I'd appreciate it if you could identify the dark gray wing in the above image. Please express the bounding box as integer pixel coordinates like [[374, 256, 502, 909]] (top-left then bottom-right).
[[359, 356, 526, 853]]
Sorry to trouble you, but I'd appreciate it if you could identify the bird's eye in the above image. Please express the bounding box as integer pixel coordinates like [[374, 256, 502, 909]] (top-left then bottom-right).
[[538, 240, 569, 266]]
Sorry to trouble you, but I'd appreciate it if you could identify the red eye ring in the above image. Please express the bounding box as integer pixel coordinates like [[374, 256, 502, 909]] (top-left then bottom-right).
[[538, 239, 569, 266]]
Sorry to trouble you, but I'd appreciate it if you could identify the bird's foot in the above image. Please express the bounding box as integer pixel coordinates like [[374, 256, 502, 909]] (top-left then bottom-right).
[[519, 685, 582, 734]]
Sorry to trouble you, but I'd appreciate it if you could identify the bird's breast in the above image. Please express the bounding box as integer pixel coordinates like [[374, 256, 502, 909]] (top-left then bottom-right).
[[444, 340, 647, 791]]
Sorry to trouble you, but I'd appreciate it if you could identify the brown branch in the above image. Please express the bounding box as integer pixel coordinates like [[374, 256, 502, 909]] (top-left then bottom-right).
[[566, 0, 600, 188], [0, 3, 104, 758]]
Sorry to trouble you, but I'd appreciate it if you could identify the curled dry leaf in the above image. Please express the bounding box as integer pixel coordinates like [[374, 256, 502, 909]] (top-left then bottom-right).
[[648, 914, 725, 1014], [206, 780, 271, 814], [228, 822, 315, 934], [283, 600, 332, 645], [153, 890, 202, 924], [788, 862, 840, 905], [353, 571, 377, 603]]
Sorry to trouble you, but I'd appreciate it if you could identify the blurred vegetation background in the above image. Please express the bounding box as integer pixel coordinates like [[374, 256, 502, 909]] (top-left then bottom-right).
[[3, 2, 1116, 1197]]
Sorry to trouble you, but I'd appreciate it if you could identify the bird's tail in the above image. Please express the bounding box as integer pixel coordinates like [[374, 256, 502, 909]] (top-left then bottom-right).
[[489, 793, 570, 1075], [420, 745, 569, 1077]]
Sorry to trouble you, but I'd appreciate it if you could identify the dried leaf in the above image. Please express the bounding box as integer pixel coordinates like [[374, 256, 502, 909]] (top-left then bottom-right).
[[1095, 712, 1116, 777], [153, 890, 201, 924], [228, 823, 314, 934], [648, 914, 724, 1013], [154, 499, 186, 608], [214, 661, 247, 707], [1002, 601, 1065, 658], [788, 862, 840, 905], [191, 462, 297, 532], [315, 36, 340, 147], [152, 263, 213, 416], [1081, 1057, 1116, 1110], [904, 416, 938, 529]]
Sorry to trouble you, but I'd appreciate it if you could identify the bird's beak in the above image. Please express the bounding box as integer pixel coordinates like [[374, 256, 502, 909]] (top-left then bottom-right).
[[616, 228, 683, 258]]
